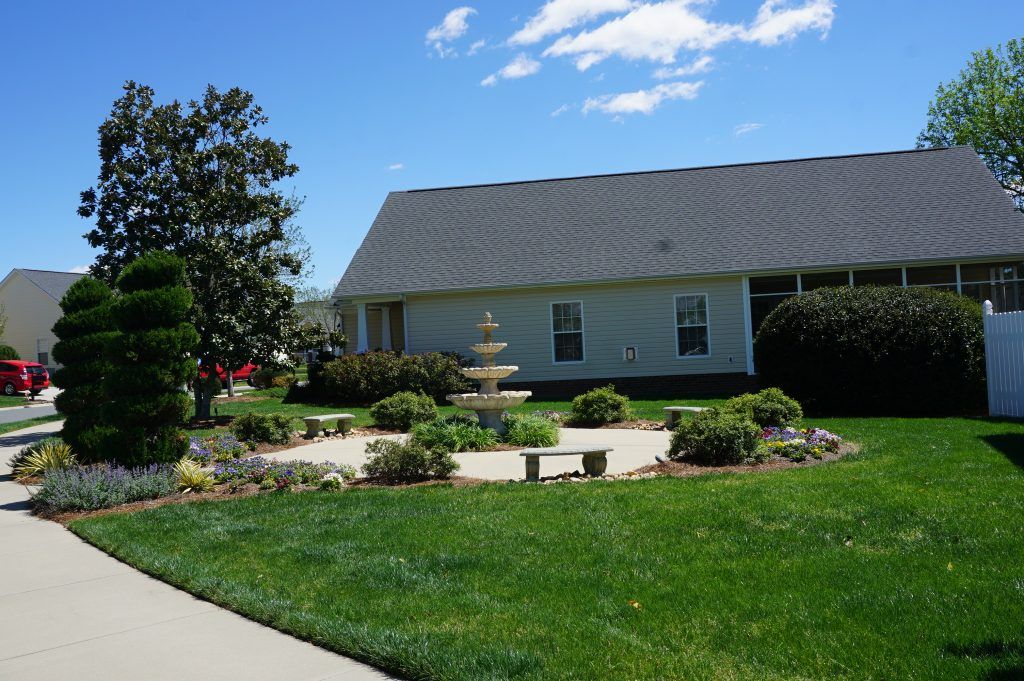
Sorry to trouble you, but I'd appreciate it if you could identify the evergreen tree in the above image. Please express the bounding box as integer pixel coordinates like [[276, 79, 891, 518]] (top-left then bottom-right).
[[105, 252, 198, 465], [51, 277, 117, 462]]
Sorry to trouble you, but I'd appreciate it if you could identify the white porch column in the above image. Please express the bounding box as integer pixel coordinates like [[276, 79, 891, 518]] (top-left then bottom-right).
[[379, 304, 393, 351], [356, 303, 369, 353]]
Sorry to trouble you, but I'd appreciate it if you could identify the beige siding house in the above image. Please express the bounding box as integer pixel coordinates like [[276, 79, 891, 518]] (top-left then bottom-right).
[[333, 147, 1024, 397], [0, 269, 84, 369]]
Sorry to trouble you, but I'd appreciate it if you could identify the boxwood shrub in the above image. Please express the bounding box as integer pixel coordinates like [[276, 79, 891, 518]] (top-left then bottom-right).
[[570, 385, 631, 426], [0, 344, 19, 360], [668, 408, 760, 465], [370, 391, 438, 431], [754, 286, 985, 415], [723, 388, 802, 428], [230, 413, 294, 446]]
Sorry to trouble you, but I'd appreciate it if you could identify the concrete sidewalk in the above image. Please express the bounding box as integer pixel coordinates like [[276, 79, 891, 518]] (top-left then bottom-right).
[[0, 421, 391, 681], [275, 427, 673, 480]]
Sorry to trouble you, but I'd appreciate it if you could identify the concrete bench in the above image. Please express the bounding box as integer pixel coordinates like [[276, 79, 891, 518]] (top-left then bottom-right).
[[520, 445, 614, 482], [664, 406, 706, 428], [303, 414, 355, 438]]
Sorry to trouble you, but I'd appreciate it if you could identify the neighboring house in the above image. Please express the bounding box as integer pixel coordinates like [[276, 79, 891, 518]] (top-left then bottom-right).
[[0, 269, 84, 370], [333, 147, 1024, 397]]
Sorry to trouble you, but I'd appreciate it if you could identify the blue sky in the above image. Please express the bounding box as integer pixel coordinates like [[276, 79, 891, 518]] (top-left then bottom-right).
[[0, 1, 1018, 289]]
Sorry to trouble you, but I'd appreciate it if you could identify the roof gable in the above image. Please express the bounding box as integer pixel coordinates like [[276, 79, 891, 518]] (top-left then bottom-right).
[[334, 147, 1024, 298], [5, 269, 86, 302]]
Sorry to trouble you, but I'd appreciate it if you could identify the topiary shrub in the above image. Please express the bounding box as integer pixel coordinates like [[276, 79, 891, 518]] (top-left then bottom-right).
[[410, 415, 499, 452], [570, 385, 631, 426], [51, 276, 117, 462], [723, 388, 803, 428], [667, 408, 760, 465], [104, 252, 199, 465], [503, 413, 560, 447], [0, 344, 18, 360], [755, 286, 985, 414], [370, 391, 438, 431], [312, 351, 470, 405], [229, 412, 294, 446], [361, 437, 459, 482]]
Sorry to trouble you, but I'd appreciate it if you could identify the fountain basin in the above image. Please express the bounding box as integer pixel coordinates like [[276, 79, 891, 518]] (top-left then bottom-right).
[[460, 366, 519, 380], [447, 390, 532, 434], [469, 342, 507, 355]]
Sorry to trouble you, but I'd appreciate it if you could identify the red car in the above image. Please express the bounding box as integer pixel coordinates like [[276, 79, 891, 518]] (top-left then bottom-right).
[[199, 363, 259, 385], [0, 360, 50, 396]]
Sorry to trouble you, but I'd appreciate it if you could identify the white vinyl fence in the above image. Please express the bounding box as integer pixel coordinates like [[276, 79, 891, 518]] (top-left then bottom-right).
[[983, 300, 1024, 417]]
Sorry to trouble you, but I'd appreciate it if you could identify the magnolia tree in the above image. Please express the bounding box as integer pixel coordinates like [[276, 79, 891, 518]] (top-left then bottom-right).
[[79, 81, 310, 416]]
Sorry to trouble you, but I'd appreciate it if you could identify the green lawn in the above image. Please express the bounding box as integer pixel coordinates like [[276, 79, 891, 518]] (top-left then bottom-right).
[[0, 413, 62, 437], [70, 416, 1024, 679], [0, 395, 28, 408]]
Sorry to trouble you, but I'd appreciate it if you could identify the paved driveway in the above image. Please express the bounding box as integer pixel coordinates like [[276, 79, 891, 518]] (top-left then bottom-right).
[[0, 403, 57, 425], [0, 421, 391, 681]]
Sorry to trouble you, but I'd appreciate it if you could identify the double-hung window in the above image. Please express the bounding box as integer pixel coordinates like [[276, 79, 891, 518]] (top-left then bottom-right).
[[551, 301, 584, 363], [675, 294, 710, 357]]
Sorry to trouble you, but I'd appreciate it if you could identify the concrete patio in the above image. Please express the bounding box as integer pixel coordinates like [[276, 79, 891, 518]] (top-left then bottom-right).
[[274, 427, 672, 481], [0, 421, 391, 681]]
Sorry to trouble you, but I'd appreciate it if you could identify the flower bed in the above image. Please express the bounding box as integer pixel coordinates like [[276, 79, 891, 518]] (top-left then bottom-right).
[[212, 457, 355, 491], [760, 427, 843, 462]]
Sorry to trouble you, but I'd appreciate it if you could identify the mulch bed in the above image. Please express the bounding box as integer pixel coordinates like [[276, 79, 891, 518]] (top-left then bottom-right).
[[594, 419, 665, 431]]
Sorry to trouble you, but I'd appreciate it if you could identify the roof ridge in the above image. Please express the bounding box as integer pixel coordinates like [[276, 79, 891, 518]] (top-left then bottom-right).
[[16, 268, 86, 275], [402, 146, 962, 194]]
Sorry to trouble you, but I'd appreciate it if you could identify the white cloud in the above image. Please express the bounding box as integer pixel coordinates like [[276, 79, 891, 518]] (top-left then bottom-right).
[[734, 122, 764, 135], [545, 1, 742, 71], [583, 80, 703, 115], [467, 39, 486, 55], [550, 103, 570, 116], [652, 54, 713, 79], [543, 0, 834, 70], [509, 0, 634, 46], [69, 264, 91, 274], [744, 0, 835, 46], [481, 53, 542, 86], [426, 6, 476, 56], [387, 163, 405, 171]]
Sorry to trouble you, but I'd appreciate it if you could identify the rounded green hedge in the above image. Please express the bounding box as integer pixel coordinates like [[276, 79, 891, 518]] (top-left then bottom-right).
[[754, 286, 985, 415], [0, 344, 19, 360]]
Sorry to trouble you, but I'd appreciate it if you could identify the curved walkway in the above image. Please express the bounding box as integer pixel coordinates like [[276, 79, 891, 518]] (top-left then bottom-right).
[[276, 427, 673, 480], [0, 421, 391, 681]]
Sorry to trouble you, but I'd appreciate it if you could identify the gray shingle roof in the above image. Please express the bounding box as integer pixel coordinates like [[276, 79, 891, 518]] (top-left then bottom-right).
[[334, 146, 1024, 298], [15, 269, 86, 302]]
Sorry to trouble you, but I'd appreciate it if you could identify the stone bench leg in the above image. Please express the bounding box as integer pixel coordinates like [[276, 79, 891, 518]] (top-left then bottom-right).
[[303, 420, 322, 439], [582, 453, 607, 477], [337, 419, 352, 435], [665, 411, 680, 429], [524, 456, 540, 482]]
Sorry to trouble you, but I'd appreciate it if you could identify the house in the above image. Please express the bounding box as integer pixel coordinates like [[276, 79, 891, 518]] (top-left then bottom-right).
[[0, 269, 85, 369], [332, 146, 1024, 397]]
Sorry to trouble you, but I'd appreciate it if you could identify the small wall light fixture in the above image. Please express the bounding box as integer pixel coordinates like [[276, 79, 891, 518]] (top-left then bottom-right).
[[623, 346, 638, 361]]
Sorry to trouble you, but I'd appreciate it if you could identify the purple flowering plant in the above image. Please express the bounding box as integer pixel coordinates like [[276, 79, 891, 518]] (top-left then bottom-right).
[[760, 427, 842, 462], [188, 434, 247, 463]]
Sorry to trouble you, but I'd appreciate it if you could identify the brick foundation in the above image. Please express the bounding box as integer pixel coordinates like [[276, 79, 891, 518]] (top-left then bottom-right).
[[501, 372, 758, 400]]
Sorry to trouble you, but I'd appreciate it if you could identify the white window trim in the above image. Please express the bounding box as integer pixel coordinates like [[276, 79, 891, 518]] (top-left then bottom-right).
[[673, 293, 711, 359], [549, 300, 585, 365]]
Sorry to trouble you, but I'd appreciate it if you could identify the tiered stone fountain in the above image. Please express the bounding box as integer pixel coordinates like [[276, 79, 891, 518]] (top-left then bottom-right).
[[447, 312, 531, 435]]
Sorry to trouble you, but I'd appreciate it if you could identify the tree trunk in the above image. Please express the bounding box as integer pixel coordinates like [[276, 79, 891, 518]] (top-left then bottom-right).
[[194, 355, 212, 420], [226, 371, 235, 397]]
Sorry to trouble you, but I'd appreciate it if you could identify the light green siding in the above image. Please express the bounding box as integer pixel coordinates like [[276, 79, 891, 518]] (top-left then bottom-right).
[[404, 276, 748, 381]]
